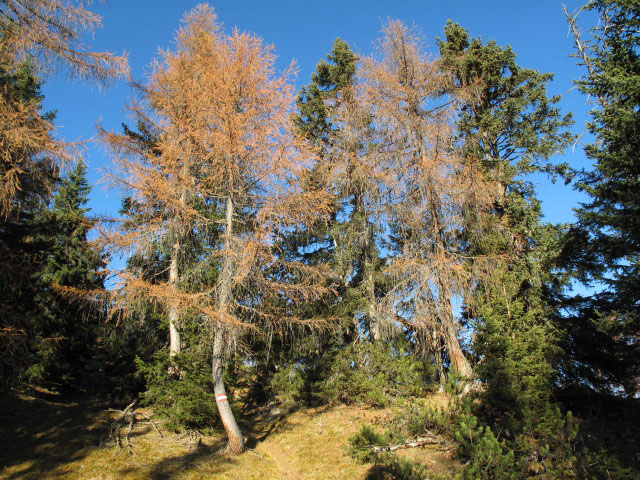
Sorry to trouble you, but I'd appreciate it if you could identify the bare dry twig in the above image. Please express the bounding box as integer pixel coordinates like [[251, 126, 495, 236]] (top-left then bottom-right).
[[104, 399, 163, 454]]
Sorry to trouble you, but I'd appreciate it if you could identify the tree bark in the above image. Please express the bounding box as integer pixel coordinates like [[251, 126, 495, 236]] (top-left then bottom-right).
[[168, 152, 189, 358], [438, 284, 472, 379], [168, 238, 181, 357], [212, 326, 244, 454], [441, 315, 472, 378], [212, 195, 244, 454], [428, 178, 473, 381], [364, 223, 380, 342]]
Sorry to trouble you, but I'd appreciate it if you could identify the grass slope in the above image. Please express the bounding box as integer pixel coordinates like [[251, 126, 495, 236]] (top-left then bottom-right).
[[0, 394, 458, 479]]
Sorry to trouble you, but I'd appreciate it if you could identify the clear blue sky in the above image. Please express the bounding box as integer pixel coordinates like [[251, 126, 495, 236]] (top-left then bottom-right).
[[41, 0, 594, 225]]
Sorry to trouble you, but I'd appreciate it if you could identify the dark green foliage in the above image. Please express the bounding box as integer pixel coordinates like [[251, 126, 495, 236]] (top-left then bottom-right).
[[136, 349, 221, 432], [454, 411, 520, 480], [438, 21, 573, 187], [294, 38, 357, 146], [562, 0, 640, 396], [91, 310, 166, 401], [274, 38, 392, 406], [22, 162, 106, 390], [0, 63, 106, 391], [349, 424, 392, 463], [290, 37, 386, 341], [445, 396, 580, 479], [471, 227, 565, 436], [0, 62, 56, 389], [318, 341, 431, 407], [576, 449, 640, 480], [368, 453, 431, 480], [559, 388, 640, 478], [437, 22, 583, 478], [269, 362, 305, 407], [389, 401, 453, 439], [265, 336, 430, 408]]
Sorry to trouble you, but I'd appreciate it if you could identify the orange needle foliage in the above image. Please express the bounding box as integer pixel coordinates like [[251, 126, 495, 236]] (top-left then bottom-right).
[[98, 4, 333, 453], [0, 0, 129, 216], [99, 5, 332, 329], [359, 21, 499, 379]]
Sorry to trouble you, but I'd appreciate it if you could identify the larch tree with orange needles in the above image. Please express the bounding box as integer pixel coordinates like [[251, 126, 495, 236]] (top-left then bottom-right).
[[0, 0, 128, 215], [361, 21, 498, 382], [293, 38, 392, 342], [99, 5, 331, 454]]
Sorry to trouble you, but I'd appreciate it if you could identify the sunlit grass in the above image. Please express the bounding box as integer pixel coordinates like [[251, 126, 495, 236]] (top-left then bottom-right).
[[0, 394, 459, 479]]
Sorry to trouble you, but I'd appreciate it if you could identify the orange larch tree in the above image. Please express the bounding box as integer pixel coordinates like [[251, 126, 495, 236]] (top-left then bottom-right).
[[99, 5, 331, 453], [0, 0, 129, 215], [360, 21, 497, 382]]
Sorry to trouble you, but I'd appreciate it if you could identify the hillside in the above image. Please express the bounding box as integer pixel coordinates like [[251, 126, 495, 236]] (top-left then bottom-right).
[[0, 393, 459, 480]]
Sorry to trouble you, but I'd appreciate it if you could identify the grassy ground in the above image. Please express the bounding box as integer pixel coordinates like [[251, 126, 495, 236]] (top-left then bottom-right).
[[0, 393, 459, 479]]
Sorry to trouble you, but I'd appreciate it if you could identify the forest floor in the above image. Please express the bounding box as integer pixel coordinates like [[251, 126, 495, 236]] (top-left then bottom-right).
[[0, 392, 459, 479]]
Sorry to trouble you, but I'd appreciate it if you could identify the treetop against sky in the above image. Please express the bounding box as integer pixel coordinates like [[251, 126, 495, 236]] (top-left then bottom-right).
[[41, 0, 593, 224]]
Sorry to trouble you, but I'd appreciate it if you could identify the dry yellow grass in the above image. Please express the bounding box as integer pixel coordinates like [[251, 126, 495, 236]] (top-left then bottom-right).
[[0, 394, 458, 479]]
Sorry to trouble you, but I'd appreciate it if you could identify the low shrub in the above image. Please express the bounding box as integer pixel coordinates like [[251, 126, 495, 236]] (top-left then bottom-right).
[[136, 350, 222, 432]]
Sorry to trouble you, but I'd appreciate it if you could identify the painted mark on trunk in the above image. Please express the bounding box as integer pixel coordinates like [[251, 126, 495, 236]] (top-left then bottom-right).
[[216, 394, 228, 403]]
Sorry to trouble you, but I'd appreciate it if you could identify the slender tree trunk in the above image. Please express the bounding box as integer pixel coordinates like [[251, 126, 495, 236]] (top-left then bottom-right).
[[364, 224, 381, 341], [428, 180, 472, 381], [168, 238, 181, 357], [438, 283, 472, 379], [212, 326, 244, 454], [212, 195, 244, 454], [432, 330, 446, 385], [168, 154, 189, 358]]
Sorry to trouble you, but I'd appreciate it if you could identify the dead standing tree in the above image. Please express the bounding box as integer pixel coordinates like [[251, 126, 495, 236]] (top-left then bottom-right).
[[99, 5, 331, 454], [360, 21, 496, 382]]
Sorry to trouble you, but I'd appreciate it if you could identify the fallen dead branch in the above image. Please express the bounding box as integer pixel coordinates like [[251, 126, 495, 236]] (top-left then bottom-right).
[[104, 399, 163, 453], [371, 433, 445, 453]]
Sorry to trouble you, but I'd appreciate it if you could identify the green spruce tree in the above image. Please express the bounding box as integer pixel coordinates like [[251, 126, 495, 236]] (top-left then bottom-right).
[[563, 0, 640, 397], [438, 22, 578, 475], [0, 61, 59, 390]]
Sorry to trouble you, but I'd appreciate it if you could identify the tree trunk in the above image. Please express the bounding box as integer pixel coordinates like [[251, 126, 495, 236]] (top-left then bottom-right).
[[364, 226, 380, 342], [168, 238, 181, 357], [432, 330, 446, 385], [439, 288, 472, 379], [441, 319, 472, 378], [428, 181, 473, 381], [212, 326, 244, 454], [212, 195, 244, 454], [168, 153, 189, 358]]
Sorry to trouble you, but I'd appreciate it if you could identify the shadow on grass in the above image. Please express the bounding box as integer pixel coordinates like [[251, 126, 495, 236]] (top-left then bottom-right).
[[364, 465, 395, 480], [0, 393, 109, 479], [145, 437, 234, 480], [243, 407, 297, 448]]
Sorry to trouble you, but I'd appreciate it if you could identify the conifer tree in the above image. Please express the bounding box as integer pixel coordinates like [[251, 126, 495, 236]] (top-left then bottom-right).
[[563, 0, 640, 396], [0, 68, 104, 389], [359, 21, 498, 382], [100, 5, 331, 453], [437, 21, 576, 468], [0, 61, 58, 388], [293, 39, 388, 342], [30, 161, 105, 388], [0, 0, 128, 215]]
